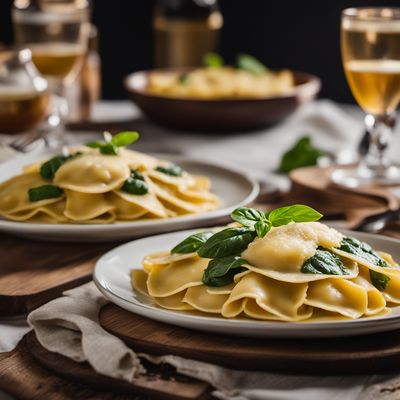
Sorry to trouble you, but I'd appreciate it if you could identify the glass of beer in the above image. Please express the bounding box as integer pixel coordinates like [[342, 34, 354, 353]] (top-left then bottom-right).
[[12, 0, 90, 101], [0, 48, 49, 135], [332, 8, 400, 187]]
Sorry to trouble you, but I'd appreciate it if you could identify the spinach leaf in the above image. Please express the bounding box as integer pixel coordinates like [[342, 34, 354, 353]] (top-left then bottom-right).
[[202, 256, 247, 287], [121, 177, 149, 195], [278, 136, 325, 173], [171, 231, 214, 254], [131, 170, 145, 181], [231, 207, 266, 228], [198, 227, 256, 259], [178, 73, 189, 84], [301, 248, 349, 275], [370, 270, 390, 291], [155, 164, 183, 177], [267, 204, 322, 227], [237, 54, 267, 75], [203, 52, 224, 68], [339, 237, 388, 268], [28, 185, 63, 202], [40, 155, 70, 180]]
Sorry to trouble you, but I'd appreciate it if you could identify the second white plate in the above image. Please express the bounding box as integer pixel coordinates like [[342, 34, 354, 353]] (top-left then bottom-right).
[[94, 228, 400, 338], [0, 152, 258, 242]]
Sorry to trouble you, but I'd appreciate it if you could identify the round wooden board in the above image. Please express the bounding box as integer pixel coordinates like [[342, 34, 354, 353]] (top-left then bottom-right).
[[100, 304, 400, 375]]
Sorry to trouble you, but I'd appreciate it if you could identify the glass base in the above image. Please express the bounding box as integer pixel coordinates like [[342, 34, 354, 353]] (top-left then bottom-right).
[[331, 164, 400, 188]]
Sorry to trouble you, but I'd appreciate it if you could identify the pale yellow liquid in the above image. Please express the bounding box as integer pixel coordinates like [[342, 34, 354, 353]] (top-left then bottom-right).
[[0, 88, 49, 134], [29, 42, 84, 80], [342, 27, 400, 115]]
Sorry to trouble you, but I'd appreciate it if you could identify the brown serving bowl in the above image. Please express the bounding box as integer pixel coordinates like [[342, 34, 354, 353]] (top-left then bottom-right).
[[124, 69, 321, 132]]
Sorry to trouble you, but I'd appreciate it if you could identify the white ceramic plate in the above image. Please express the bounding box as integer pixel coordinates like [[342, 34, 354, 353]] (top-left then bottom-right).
[[0, 151, 258, 242], [94, 228, 400, 338]]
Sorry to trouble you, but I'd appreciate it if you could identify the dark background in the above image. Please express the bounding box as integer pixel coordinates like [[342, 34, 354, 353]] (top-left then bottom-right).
[[1, 0, 398, 101]]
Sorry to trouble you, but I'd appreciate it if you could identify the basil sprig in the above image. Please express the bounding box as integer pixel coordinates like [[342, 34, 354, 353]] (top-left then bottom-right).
[[171, 231, 213, 254], [155, 164, 183, 177], [28, 185, 63, 202], [279, 136, 325, 173], [339, 236, 390, 290], [121, 170, 149, 195], [203, 52, 224, 68], [171, 204, 323, 287], [237, 54, 267, 75], [87, 131, 139, 155], [301, 248, 349, 275]]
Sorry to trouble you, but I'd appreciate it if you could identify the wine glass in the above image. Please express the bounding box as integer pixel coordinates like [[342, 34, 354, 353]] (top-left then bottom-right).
[[12, 0, 90, 103], [0, 48, 66, 153], [332, 7, 400, 187]]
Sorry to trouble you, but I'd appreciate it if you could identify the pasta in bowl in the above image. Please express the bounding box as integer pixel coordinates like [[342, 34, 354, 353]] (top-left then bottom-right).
[[0, 131, 220, 224], [132, 205, 400, 322]]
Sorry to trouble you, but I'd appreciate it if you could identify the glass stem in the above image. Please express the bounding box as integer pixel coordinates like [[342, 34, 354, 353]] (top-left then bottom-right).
[[360, 113, 396, 178]]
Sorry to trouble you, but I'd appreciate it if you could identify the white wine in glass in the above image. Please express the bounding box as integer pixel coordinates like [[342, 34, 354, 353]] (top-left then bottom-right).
[[333, 8, 400, 187], [12, 0, 89, 92]]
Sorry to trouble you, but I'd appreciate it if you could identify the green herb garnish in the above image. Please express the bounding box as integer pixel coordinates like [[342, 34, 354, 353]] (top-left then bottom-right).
[[236, 53, 267, 75], [279, 136, 325, 173], [339, 236, 391, 290], [87, 131, 139, 155], [28, 185, 63, 202], [203, 52, 224, 68], [171, 231, 213, 254], [370, 270, 390, 291], [40, 155, 69, 180], [172, 204, 323, 286], [202, 256, 247, 287], [178, 73, 189, 84], [155, 164, 183, 177], [121, 170, 148, 195], [301, 248, 349, 275]]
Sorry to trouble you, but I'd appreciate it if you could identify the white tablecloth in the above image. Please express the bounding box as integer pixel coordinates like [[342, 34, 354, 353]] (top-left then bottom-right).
[[1, 99, 399, 400]]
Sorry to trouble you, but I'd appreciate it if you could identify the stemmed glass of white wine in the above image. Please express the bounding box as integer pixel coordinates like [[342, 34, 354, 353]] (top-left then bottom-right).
[[12, 0, 90, 111], [332, 8, 400, 187]]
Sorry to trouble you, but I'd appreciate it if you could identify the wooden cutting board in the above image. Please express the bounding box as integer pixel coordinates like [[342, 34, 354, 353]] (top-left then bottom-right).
[[0, 332, 210, 400], [0, 234, 116, 316], [99, 303, 400, 375]]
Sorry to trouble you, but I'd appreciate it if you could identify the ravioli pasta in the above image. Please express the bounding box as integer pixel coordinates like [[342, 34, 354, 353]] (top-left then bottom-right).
[[0, 146, 220, 224], [132, 218, 400, 322]]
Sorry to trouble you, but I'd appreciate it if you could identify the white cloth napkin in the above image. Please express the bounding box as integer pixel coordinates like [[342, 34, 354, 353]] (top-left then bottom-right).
[[27, 282, 400, 400]]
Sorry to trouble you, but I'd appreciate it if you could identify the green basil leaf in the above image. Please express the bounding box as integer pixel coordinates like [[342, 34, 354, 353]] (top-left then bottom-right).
[[254, 219, 271, 238], [131, 170, 145, 181], [370, 270, 390, 291], [155, 164, 183, 177], [279, 136, 325, 173], [203, 52, 224, 68], [28, 185, 63, 202], [231, 207, 265, 228], [86, 140, 103, 149], [40, 155, 69, 180], [267, 204, 322, 227], [202, 256, 247, 287], [178, 73, 189, 84], [100, 143, 119, 155], [301, 248, 349, 275], [339, 237, 388, 268], [111, 131, 140, 147], [198, 227, 256, 258], [237, 53, 267, 75], [121, 177, 149, 195], [171, 231, 214, 254]]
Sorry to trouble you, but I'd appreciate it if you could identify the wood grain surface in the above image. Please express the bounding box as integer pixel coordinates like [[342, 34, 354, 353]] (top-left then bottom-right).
[[0, 333, 210, 400], [100, 303, 400, 375], [0, 234, 116, 316]]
